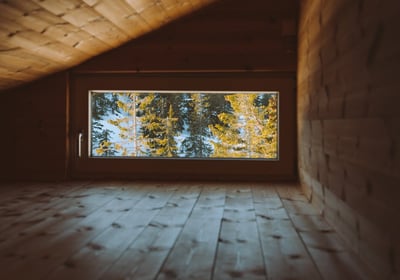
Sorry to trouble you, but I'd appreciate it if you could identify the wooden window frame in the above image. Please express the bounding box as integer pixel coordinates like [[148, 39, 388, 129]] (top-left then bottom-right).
[[69, 72, 297, 181]]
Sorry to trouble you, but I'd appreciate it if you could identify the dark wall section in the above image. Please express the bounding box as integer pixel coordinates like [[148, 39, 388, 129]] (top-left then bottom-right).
[[0, 72, 68, 181], [75, 0, 298, 73], [0, 92, 15, 181], [298, 0, 400, 277]]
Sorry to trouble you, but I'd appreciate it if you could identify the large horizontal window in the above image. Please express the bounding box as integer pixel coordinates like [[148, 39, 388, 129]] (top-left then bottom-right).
[[90, 91, 279, 160], [70, 73, 296, 180]]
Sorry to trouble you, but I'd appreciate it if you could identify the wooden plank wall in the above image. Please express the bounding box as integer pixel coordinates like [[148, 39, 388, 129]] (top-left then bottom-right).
[[0, 93, 15, 181], [75, 0, 298, 72], [297, 0, 400, 278], [0, 0, 298, 181], [0, 73, 68, 181]]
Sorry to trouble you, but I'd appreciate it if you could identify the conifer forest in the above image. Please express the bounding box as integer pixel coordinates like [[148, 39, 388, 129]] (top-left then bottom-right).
[[90, 91, 278, 159]]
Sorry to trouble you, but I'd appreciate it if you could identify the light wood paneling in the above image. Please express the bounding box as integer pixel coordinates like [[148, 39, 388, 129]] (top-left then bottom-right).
[[0, 0, 217, 91]]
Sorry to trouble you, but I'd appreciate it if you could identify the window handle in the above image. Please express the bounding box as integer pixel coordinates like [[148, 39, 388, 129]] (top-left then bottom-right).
[[78, 131, 84, 158]]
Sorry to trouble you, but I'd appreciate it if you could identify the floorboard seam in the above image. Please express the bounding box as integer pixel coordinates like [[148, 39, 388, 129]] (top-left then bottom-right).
[[275, 186, 325, 280]]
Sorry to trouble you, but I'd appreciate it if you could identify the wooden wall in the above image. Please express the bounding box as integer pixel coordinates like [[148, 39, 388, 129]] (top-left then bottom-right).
[[0, 91, 15, 180], [0, 72, 68, 181], [0, 0, 298, 181], [75, 0, 298, 72], [297, 0, 400, 278]]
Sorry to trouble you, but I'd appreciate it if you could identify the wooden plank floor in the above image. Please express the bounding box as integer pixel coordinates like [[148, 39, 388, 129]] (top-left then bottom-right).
[[0, 181, 377, 280]]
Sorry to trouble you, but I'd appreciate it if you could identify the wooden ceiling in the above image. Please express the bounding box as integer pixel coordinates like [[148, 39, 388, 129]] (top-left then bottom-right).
[[0, 0, 216, 91]]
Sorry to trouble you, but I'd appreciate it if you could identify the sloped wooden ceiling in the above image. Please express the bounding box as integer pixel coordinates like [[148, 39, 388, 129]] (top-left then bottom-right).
[[0, 0, 216, 91]]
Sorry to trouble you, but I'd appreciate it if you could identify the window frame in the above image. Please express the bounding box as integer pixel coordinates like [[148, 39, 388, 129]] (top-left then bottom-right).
[[69, 72, 297, 181]]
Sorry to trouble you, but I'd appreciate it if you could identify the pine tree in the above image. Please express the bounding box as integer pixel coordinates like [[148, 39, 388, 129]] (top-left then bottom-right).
[[209, 93, 278, 158], [163, 105, 179, 156], [94, 129, 117, 156], [91, 92, 120, 156], [139, 93, 179, 157], [256, 94, 278, 158], [181, 93, 213, 157], [106, 92, 145, 156]]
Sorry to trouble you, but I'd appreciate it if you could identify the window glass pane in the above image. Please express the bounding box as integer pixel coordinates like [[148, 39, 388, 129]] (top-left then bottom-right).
[[89, 91, 279, 159]]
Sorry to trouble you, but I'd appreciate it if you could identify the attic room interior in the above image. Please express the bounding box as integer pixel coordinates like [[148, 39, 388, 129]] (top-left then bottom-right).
[[0, 0, 399, 279]]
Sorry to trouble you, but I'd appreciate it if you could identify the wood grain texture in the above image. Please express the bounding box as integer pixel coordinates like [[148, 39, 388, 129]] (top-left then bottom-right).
[[0, 0, 218, 91], [75, 0, 298, 73], [254, 185, 322, 279], [0, 181, 376, 280], [0, 0, 299, 91], [298, 0, 400, 278]]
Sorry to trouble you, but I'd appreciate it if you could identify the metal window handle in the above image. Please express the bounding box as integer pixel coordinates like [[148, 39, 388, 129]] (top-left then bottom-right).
[[78, 131, 84, 158]]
